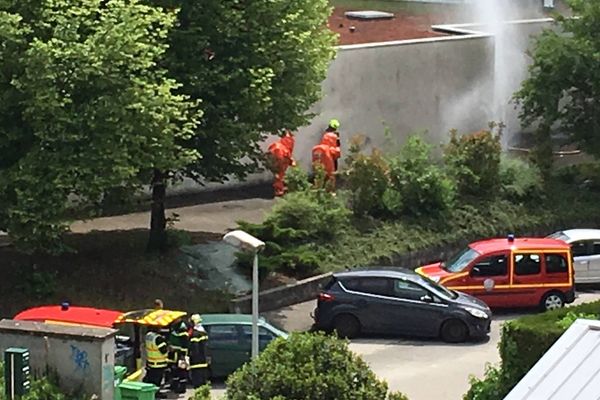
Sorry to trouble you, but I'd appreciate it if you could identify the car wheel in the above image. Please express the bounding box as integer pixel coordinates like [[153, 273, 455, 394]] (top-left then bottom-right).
[[541, 291, 565, 312], [440, 319, 468, 343], [333, 314, 360, 338]]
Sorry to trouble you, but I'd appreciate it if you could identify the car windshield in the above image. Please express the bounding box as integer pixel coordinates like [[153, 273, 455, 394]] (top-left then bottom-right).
[[444, 247, 480, 273], [547, 231, 569, 242], [420, 275, 458, 300]]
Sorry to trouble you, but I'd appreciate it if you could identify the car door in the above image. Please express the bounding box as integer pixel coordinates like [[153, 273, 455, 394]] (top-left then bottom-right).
[[511, 252, 544, 306], [340, 277, 397, 334], [240, 325, 278, 352], [205, 324, 247, 377], [387, 279, 447, 337], [586, 241, 600, 283], [466, 252, 510, 307], [571, 240, 591, 282]]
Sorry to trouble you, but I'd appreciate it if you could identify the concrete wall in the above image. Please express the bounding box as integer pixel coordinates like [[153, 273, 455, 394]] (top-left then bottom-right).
[[167, 18, 554, 195], [0, 320, 116, 400]]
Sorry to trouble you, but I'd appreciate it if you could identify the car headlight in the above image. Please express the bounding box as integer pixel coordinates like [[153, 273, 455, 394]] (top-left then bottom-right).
[[464, 307, 489, 319]]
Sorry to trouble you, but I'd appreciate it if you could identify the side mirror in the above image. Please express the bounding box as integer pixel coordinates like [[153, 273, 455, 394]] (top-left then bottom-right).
[[420, 294, 434, 303]]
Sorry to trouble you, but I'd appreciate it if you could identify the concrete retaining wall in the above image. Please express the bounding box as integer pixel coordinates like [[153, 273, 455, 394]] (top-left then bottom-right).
[[0, 320, 116, 400]]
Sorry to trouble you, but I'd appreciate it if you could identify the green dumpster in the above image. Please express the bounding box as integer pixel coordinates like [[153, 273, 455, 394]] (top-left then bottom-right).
[[119, 381, 158, 400], [114, 366, 128, 400]]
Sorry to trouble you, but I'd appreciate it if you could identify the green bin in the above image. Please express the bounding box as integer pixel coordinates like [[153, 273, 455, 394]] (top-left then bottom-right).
[[119, 381, 158, 400], [114, 366, 128, 400]]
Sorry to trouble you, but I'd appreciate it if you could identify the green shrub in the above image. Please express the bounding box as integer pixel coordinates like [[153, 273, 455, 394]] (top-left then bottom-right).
[[0, 364, 79, 400], [499, 156, 544, 202], [444, 124, 502, 198], [463, 364, 505, 400], [555, 162, 600, 191], [225, 332, 409, 400], [464, 301, 600, 399], [284, 166, 312, 193], [556, 311, 597, 330], [344, 147, 389, 217], [191, 384, 212, 400], [238, 189, 350, 277], [388, 136, 455, 217]]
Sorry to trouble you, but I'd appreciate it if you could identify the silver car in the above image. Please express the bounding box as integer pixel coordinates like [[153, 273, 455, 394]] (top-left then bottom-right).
[[548, 229, 600, 284]]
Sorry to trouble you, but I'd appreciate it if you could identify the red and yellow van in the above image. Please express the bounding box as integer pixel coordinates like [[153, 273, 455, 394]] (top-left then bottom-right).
[[416, 236, 575, 311]]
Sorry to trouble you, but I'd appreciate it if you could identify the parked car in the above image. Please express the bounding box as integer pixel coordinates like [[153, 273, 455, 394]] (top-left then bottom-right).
[[416, 235, 575, 311], [312, 268, 492, 343], [200, 314, 288, 377], [548, 229, 600, 284]]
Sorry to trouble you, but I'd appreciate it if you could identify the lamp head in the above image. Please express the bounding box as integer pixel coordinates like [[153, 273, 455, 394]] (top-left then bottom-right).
[[223, 230, 265, 252]]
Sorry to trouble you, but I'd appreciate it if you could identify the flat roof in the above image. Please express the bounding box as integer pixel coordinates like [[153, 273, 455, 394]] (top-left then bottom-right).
[[469, 237, 570, 254], [505, 319, 600, 400], [0, 319, 117, 340]]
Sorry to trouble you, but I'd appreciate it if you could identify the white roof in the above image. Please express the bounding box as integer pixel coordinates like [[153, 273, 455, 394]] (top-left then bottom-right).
[[505, 319, 600, 400], [559, 229, 600, 242]]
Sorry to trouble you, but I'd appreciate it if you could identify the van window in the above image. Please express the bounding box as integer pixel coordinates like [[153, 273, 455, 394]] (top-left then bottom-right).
[[593, 242, 600, 255], [514, 254, 541, 275], [471, 255, 507, 277], [546, 254, 568, 273]]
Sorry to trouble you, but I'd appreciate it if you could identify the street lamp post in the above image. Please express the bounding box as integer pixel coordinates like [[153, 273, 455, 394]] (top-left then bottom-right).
[[223, 230, 265, 359]]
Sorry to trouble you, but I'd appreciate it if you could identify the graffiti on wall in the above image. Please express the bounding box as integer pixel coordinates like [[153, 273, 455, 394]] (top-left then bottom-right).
[[70, 345, 90, 372]]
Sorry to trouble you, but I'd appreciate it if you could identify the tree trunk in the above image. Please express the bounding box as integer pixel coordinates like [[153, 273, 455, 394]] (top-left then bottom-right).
[[147, 169, 168, 252]]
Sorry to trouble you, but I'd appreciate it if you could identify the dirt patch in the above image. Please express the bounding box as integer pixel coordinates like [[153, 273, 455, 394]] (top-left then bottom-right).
[[0, 230, 230, 319], [330, 7, 447, 45]]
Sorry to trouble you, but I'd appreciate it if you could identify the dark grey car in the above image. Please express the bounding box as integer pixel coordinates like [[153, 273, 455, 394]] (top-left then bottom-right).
[[313, 269, 492, 342]]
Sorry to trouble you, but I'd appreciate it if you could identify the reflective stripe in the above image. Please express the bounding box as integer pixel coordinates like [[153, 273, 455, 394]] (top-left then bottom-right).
[[147, 360, 167, 368], [190, 336, 208, 342], [145, 332, 167, 367], [190, 363, 208, 369]]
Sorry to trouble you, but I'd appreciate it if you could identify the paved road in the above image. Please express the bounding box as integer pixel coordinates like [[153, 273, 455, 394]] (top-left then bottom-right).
[[71, 198, 274, 234], [200, 289, 600, 400]]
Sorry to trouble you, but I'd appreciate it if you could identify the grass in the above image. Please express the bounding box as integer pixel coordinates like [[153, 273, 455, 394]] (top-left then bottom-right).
[[0, 230, 231, 319], [331, 182, 600, 271]]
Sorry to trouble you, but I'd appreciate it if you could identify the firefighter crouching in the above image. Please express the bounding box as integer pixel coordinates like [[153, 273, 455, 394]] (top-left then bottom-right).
[[168, 321, 190, 393], [143, 328, 168, 397], [188, 314, 209, 388], [266, 131, 296, 197]]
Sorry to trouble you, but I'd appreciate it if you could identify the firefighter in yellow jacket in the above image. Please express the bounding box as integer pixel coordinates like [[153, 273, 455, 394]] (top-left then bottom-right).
[[143, 328, 168, 395]]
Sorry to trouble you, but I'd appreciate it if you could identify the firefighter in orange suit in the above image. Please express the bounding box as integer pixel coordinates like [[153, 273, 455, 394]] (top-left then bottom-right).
[[267, 131, 296, 196], [312, 131, 341, 190], [321, 119, 341, 170]]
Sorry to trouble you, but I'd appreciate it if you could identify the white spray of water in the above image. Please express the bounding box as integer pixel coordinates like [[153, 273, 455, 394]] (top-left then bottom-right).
[[443, 0, 536, 146]]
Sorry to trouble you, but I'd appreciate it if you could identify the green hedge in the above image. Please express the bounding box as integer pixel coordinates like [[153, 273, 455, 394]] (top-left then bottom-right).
[[465, 301, 600, 399]]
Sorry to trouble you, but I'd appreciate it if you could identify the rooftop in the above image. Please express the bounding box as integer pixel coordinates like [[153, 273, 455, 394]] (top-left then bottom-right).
[[470, 237, 571, 254]]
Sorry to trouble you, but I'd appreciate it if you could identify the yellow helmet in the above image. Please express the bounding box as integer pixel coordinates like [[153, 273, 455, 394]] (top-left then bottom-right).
[[328, 119, 340, 130], [191, 314, 202, 324]]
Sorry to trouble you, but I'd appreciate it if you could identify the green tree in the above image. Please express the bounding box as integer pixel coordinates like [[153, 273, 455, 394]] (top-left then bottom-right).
[[226, 332, 408, 400], [145, 0, 337, 246], [515, 0, 600, 171], [0, 0, 200, 252]]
